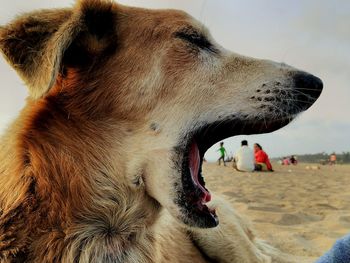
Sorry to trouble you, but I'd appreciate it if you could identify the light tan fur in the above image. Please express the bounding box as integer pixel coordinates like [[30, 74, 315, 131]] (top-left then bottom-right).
[[0, 0, 321, 262]]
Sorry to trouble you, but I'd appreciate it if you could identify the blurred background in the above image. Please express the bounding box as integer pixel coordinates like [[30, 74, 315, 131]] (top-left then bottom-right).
[[0, 0, 349, 161]]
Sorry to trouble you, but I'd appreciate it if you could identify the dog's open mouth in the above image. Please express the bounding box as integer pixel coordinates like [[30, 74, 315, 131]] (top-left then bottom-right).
[[176, 116, 293, 228]]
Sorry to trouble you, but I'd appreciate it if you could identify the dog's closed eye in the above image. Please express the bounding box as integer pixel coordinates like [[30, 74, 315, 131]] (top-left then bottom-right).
[[174, 27, 217, 53]]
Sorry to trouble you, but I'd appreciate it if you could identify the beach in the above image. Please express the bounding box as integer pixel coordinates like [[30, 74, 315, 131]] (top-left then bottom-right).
[[204, 162, 350, 259]]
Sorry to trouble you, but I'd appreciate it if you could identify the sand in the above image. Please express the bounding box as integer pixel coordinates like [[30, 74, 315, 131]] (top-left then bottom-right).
[[203, 162, 350, 259]]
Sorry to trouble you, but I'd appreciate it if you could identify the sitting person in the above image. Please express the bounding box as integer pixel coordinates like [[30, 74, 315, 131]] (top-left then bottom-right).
[[282, 157, 290, 165], [290, 155, 298, 165], [254, 143, 273, 171], [233, 140, 255, 172]]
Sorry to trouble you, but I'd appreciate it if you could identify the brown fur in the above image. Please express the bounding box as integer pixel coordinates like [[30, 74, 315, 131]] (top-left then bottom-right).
[[0, 1, 320, 262]]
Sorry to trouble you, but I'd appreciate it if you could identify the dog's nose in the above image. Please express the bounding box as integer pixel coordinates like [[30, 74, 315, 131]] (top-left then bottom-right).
[[293, 72, 323, 100]]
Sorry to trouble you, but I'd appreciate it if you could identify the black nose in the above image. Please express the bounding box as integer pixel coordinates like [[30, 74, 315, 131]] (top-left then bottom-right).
[[292, 72, 323, 110], [291, 72, 323, 112]]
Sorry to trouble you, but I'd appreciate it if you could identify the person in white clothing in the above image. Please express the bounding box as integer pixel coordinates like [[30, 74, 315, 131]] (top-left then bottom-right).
[[233, 140, 255, 172]]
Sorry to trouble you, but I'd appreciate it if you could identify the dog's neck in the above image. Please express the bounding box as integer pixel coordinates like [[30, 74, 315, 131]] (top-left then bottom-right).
[[4, 85, 163, 261]]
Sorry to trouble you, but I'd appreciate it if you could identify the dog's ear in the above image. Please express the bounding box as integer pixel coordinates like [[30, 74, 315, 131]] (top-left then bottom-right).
[[0, 0, 117, 99]]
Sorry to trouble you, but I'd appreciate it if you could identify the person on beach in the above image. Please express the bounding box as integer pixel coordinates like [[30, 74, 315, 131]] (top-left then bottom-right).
[[329, 153, 337, 165], [217, 142, 227, 166], [253, 143, 273, 172], [290, 155, 298, 165], [233, 140, 255, 172], [282, 157, 290, 165]]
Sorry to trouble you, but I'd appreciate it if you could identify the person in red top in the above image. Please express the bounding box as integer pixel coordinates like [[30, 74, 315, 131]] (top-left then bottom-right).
[[253, 143, 273, 171]]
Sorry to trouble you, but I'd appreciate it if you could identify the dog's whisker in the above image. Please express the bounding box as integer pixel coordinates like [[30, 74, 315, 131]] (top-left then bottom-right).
[[199, 0, 208, 24], [290, 87, 323, 91], [288, 89, 318, 99], [283, 98, 317, 105]]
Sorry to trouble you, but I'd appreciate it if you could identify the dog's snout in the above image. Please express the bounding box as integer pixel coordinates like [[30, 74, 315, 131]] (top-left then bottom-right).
[[293, 72, 323, 100], [259, 72, 323, 116]]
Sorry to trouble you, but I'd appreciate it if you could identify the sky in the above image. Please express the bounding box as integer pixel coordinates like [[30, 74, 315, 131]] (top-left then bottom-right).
[[0, 0, 349, 161]]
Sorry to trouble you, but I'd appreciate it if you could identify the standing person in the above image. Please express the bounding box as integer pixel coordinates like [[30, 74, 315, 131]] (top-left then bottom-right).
[[233, 140, 255, 172], [330, 153, 337, 165], [254, 143, 273, 172], [217, 142, 227, 166]]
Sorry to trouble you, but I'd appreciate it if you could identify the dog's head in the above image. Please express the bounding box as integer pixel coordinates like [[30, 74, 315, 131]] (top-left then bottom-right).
[[0, 0, 322, 228]]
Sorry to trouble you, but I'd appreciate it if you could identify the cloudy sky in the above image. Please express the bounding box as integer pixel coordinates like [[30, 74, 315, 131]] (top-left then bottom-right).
[[0, 0, 349, 161]]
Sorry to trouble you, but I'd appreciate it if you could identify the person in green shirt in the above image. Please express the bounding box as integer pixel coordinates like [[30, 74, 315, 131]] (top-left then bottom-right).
[[217, 142, 227, 166]]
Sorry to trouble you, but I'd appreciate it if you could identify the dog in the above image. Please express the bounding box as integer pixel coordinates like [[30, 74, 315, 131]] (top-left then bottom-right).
[[0, 0, 322, 262]]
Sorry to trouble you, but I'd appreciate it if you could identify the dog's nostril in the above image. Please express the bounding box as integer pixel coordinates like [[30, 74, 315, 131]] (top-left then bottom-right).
[[287, 72, 324, 114], [293, 72, 323, 99]]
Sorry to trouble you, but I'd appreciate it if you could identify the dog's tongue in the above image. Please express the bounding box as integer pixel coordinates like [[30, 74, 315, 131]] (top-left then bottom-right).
[[189, 142, 211, 203]]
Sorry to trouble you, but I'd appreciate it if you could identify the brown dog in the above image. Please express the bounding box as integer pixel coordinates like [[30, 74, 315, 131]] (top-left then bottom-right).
[[0, 0, 322, 262]]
